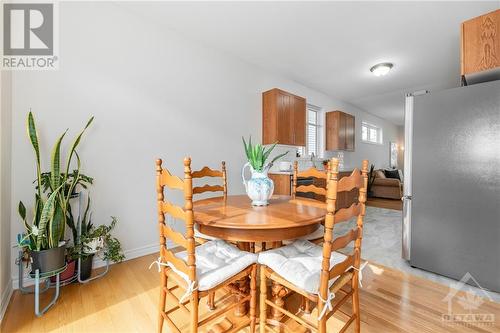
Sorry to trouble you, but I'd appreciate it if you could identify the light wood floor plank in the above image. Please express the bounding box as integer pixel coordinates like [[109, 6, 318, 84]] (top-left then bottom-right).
[[366, 197, 402, 211], [1, 254, 499, 332]]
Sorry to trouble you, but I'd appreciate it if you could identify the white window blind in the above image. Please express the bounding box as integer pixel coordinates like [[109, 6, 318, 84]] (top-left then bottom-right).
[[361, 122, 383, 144], [307, 104, 321, 156]]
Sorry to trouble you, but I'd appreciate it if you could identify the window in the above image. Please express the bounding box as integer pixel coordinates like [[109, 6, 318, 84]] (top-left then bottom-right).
[[307, 104, 321, 157], [361, 122, 383, 144]]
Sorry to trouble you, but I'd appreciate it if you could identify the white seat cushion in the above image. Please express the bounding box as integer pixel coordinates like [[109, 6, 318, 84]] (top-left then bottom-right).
[[258, 239, 347, 294], [194, 224, 219, 241], [175, 240, 257, 291]]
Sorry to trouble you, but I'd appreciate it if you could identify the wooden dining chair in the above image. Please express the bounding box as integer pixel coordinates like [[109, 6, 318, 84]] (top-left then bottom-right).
[[290, 162, 332, 314], [191, 161, 229, 311], [290, 161, 330, 244], [258, 158, 368, 333], [155, 158, 258, 333], [191, 161, 227, 244]]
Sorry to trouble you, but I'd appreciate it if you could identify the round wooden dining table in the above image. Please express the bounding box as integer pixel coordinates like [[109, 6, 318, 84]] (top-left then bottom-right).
[[193, 194, 327, 321], [194, 194, 326, 243]]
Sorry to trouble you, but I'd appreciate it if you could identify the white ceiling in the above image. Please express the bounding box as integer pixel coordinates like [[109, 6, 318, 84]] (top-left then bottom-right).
[[122, 1, 499, 125]]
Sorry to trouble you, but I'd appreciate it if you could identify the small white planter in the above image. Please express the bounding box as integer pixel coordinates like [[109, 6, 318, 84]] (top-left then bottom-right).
[[83, 236, 104, 254]]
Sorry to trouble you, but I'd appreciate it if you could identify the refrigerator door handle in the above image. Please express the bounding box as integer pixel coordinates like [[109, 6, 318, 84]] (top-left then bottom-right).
[[402, 196, 412, 261], [402, 92, 416, 262]]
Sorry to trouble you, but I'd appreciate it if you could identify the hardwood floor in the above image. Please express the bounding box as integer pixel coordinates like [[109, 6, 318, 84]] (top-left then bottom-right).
[[2, 254, 499, 332], [366, 197, 402, 211]]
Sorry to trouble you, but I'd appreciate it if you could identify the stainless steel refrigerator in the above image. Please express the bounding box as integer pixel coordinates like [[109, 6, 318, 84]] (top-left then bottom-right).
[[402, 80, 500, 292]]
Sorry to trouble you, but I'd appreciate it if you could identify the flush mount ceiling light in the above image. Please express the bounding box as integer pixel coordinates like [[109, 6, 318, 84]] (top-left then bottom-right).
[[370, 62, 394, 76]]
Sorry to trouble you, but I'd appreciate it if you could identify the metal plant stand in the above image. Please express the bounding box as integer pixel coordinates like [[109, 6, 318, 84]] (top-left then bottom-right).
[[56, 270, 78, 287], [15, 192, 109, 317], [77, 256, 109, 283], [17, 251, 49, 295], [14, 192, 112, 317], [76, 193, 110, 283], [16, 251, 66, 317]]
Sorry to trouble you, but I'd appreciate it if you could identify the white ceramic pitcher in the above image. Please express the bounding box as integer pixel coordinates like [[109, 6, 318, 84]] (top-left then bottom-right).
[[241, 163, 274, 206]]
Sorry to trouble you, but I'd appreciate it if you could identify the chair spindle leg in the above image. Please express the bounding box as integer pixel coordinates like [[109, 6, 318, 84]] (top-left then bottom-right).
[[260, 266, 267, 333], [250, 266, 257, 333], [352, 274, 361, 333], [190, 291, 199, 333], [207, 292, 216, 310], [157, 271, 167, 333]]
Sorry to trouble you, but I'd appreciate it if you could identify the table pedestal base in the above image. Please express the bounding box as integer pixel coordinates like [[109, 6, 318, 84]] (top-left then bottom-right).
[[271, 281, 290, 321], [232, 276, 250, 317], [233, 242, 252, 317]]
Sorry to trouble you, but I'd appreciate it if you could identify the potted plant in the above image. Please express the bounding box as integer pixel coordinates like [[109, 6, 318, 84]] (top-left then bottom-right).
[[40, 170, 93, 242], [322, 160, 329, 170], [17, 112, 93, 274], [241, 136, 288, 206], [79, 196, 104, 254], [41, 171, 93, 282], [51, 247, 78, 283], [79, 209, 125, 280]]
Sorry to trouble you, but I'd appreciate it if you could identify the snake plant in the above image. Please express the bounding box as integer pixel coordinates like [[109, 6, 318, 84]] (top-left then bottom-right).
[[242, 136, 288, 172], [39, 170, 93, 243], [18, 112, 94, 251]]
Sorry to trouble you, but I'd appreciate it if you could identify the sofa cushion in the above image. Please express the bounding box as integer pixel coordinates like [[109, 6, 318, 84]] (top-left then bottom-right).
[[258, 239, 347, 294], [384, 169, 400, 180], [373, 178, 400, 187], [374, 170, 386, 179]]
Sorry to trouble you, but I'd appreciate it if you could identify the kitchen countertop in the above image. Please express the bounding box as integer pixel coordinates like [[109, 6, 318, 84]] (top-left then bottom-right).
[[269, 168, 354, 175], [268, 170, 293, 175]]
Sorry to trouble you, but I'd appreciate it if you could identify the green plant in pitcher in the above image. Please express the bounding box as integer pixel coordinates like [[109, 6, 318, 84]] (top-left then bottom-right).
[[17, 112, 94, 252], [242, 136, 288, 172]]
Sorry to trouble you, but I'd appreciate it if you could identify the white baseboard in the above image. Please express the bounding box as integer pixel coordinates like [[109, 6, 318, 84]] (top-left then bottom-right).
[[93, 242, 160, 268], [0, 279, 13, 323], [12, 242, 163, 290]]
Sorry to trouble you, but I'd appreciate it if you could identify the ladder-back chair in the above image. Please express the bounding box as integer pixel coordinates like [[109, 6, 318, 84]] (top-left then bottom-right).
[[191, 161, 227, 244], [258, 158, 368, 333], [292, 160, 330, 200], [155, 158, 258, 333], [290, 161, 330, 243], [192, 161, 227, 198]]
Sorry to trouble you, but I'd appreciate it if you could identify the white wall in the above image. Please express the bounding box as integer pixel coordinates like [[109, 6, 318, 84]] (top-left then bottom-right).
[[322, 103, 399, 170], [1, 70, 13, 320], [397, 125, 405, 170], [9, 2, 398, 280]]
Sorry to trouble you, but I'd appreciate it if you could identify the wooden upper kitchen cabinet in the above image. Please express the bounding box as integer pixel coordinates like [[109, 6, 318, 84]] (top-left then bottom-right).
[[461, 9, 500, 77], [325, 111, 355, 151], [263, 88, 306, 146], [293, 96, 306, 147]]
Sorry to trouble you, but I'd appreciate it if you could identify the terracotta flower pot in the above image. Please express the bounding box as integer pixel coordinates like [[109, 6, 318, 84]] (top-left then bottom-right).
[[50, 260, 76, 283]]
